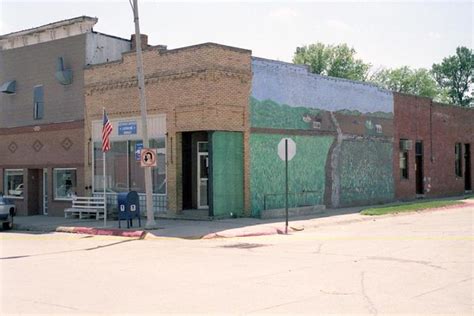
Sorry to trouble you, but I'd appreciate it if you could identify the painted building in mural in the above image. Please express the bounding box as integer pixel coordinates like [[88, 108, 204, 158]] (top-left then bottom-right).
[[250, 58, 395, 217]]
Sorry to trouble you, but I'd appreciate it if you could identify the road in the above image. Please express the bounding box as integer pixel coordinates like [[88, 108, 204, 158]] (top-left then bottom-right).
[[1, 206, 473, 315]]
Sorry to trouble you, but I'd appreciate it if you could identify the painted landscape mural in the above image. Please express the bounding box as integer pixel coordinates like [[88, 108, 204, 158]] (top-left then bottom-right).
[[250, 57, 395, 216]]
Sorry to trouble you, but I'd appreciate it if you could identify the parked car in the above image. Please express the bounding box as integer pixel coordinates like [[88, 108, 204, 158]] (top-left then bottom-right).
[[0, 194, 16, 230], [8, 183, 23, 196]]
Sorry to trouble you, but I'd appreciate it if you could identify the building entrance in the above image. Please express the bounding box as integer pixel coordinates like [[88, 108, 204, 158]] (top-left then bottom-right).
[[415, 141, 424, 195], [181, 132, 210, 213], [465, 144, 472, 191]]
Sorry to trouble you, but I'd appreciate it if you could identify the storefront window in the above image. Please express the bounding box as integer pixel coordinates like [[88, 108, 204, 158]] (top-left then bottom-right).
[[4, 169, 24, 198], [93, 138, 166, 194], [53, 168, 77, 200]]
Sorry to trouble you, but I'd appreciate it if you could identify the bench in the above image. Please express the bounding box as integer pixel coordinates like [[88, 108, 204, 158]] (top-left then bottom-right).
[[64, 196, 106, 220]]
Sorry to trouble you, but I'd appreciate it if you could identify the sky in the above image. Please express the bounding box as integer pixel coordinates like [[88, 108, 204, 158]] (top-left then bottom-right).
[[0, 0, 472, 70]]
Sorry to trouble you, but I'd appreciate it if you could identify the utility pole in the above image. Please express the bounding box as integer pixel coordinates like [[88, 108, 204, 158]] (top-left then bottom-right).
[[130, 0, 156, 228]]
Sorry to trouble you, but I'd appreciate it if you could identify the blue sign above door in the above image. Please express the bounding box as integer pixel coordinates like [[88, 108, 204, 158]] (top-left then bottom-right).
[[118, 121, 137, 135]]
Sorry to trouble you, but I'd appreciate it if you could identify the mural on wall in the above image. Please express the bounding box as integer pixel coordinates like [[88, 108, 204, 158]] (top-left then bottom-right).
[[250, 57, 395, 214], [250, 133, 334, 217]]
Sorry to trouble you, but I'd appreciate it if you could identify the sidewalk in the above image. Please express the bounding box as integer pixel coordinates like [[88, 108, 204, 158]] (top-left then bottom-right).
[[9, 197, 473, 239], [11, 206, 365, 239]]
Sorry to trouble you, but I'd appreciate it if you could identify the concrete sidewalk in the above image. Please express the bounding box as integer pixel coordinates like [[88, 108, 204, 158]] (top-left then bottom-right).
[[11, 206, 366, 239], [9, 198, 473, 239]]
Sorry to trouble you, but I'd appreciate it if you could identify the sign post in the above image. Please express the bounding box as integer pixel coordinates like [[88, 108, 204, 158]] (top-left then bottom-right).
[[278, 138, 296, 234]]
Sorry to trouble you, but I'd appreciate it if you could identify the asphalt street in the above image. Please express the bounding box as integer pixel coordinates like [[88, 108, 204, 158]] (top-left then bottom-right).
[[1, 205, 473, 315]]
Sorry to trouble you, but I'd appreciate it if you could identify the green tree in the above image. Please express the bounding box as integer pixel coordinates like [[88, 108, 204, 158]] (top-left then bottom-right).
[[432, 46, 473, 107], [293, 43, 371, 81], [370, 66, 446, 101]]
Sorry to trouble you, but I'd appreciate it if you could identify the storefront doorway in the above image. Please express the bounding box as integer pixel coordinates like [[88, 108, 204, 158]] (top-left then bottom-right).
[[465, 144, 472, 191], [181, 132, 210, 214], [197, 142, 209, 209]]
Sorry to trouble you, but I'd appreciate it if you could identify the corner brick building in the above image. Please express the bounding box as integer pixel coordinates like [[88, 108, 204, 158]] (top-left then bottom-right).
[[84, 43, 252, 217]]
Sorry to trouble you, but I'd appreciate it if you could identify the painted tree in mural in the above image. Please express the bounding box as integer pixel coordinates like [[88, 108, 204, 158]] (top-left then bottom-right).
[[432, 46, 473, 107], [293, 43, 370, 81], [370, 66, 447, 101]]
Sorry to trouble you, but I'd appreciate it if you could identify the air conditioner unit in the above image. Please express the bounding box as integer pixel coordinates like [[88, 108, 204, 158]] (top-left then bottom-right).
[[399, 139, 413, 151]]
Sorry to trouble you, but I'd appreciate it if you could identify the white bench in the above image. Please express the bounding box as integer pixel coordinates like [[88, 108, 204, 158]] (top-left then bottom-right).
[[64, 196, 106, 220]]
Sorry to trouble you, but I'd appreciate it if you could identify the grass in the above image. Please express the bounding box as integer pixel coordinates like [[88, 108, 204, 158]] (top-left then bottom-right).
[[360, 200, 464, 216]]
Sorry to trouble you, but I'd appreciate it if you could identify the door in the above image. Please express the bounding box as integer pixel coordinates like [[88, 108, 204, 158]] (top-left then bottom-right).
[[415, 141, 424, 195], [43, 168, 48, 215], [197, 142, 209, 209], [465, 144, 472, 191]]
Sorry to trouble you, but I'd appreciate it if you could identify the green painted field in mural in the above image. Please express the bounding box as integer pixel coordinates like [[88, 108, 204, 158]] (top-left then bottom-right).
[[250, 133, 334, 217], [211, 131, 244, 217], [339, 140, 394, 205], [250, 97, 323, 129]]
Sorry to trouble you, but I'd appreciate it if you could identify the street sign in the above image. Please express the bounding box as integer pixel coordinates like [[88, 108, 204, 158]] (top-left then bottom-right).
[[118, 121, 137, 135], [140, 148, 157, 167], [278, 138, 296, 161], [135, 142, 143, 161]]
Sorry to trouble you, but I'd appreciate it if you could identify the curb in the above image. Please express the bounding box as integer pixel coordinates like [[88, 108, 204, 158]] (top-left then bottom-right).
[[56, 226, 147, 239], [201, 225, 304, 239]]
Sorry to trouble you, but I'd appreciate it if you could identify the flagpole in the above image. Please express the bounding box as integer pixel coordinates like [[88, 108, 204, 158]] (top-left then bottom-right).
[[103, 150, 107, 227]]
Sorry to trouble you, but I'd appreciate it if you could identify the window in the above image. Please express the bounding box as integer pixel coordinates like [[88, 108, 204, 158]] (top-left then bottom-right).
[[3, 169, 24, 198], [93, 138, 166, 194], [400, 151, 409, 179], [33, 85, 44, 120], [455, 143, 462, 177], [54, 168, 77, 200]]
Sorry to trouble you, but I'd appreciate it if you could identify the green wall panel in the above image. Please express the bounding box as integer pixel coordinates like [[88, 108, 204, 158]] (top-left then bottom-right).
[[211, 131, 244, 217], [339, 140, 394, 205], [250, 133, 334, 217]]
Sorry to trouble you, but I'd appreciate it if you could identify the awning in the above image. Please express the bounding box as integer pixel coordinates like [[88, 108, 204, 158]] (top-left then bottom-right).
[[0, 80, 16, 94]]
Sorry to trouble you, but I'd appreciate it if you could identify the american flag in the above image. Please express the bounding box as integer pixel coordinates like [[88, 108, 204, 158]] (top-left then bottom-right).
[[102, 109, 113, 152]]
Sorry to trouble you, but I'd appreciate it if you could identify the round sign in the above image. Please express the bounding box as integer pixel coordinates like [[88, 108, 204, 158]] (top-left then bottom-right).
[[278, 138, 296, 161], [140, 148, 157, 167]]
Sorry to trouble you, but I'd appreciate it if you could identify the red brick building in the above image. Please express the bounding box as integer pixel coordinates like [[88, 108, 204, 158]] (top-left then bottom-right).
[[393, 93, 473, 200]]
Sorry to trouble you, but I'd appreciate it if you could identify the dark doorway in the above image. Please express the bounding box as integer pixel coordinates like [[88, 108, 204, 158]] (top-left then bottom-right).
[[415, 141, 424, 195], [181, 131, 209, 210], [465, 144, 472, 191]]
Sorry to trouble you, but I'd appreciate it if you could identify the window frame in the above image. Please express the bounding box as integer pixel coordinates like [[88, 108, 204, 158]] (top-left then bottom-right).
[[33, 85, 44, 120], [92, 138, 167, 195], [3, 169, 24, 199], [53, 168, 77, 201]]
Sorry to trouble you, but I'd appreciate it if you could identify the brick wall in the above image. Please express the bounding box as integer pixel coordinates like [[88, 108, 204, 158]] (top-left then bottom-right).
[[84, 43, 252, 214], [393, 93, 474, 200], [0, 34, 87, 128]]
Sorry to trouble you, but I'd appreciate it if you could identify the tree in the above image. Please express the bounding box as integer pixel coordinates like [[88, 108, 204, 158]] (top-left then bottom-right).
[[293, 43, 371, 81], [432, 46, 473, 107], [370, 66, 446, 101]]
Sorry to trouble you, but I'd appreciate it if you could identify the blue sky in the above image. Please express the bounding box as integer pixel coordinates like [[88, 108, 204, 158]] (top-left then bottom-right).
[[0, 0, 472, 69]]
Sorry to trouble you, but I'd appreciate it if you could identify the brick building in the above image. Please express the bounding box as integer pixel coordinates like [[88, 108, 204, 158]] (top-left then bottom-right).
[[394, 93, 473, 200], [84, 43, 252, 217], [0, 16, 130, 216]]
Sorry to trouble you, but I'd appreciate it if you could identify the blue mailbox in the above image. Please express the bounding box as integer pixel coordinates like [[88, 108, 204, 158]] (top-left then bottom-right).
[[117, 191, 141, 228]]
